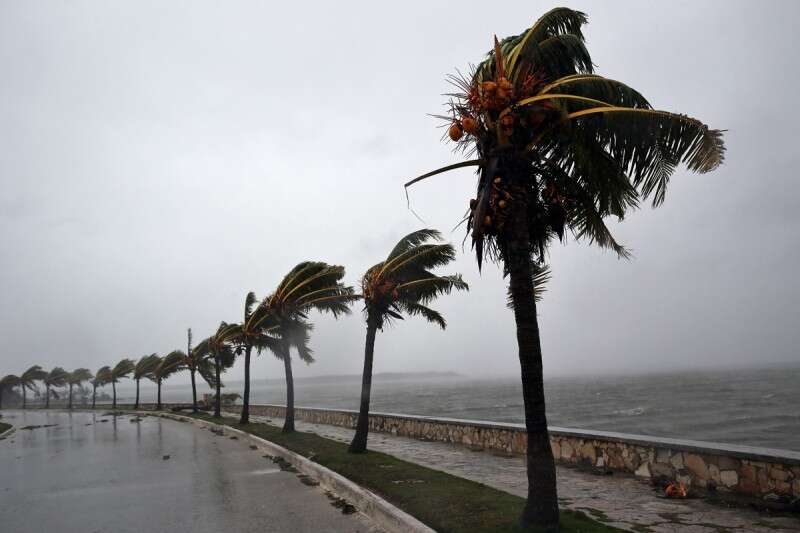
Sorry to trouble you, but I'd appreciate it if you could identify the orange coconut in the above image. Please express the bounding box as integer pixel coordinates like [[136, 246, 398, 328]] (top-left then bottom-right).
[[448, 122, 463, 141], [461, 116, 478, 135]]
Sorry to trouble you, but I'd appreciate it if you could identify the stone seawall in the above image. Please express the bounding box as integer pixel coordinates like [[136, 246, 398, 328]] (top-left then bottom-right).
[[218, 403, 800, 503]]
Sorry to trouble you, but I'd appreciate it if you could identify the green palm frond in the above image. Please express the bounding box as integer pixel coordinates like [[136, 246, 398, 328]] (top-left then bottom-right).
[[67, 368, 93, 386], [397, 301, 446, 329], [362, 229, 468, 329], [155, 351, 186, 381], [1, 374, 20, 387], [93, 366, 112, 386], [110, 358, 135, 382], [387, 229, 443, 261], [540, 75, 650, 109], [134, 354, 161, 380], [44, 367, 70, 388]]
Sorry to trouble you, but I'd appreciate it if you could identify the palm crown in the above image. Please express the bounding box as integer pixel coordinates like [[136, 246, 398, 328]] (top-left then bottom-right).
[[409, 7, 725, 267], [134, 354, 161, 382], [110, 359, 135, 382], [20, 365, 47, 391], [93, 366, 112, 387], [362, 229, 468, 329], [153, 351, 185, 382], [44, 367, 69, 390], [68, 368, 93, 386]]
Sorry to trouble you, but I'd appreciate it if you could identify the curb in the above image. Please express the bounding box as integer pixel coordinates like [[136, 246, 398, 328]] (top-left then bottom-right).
[[141, 411, 435, 533]]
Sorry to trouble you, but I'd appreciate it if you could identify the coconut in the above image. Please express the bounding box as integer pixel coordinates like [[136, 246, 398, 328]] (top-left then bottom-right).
[[448, 122, 463, 141], [498, 200, 507, 209], [461, 116, 478, 135], [483, 215, 492, 226], [498, 77, 513, 92], [482, 80, 497, 94]]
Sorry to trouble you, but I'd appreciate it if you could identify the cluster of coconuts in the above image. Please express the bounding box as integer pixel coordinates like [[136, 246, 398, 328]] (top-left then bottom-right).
[[450, 76, 517, 142], [470, 176, 513, 234]]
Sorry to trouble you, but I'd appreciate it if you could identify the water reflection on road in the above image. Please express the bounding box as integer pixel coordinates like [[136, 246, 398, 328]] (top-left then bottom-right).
[[0, 410, 377, 533]]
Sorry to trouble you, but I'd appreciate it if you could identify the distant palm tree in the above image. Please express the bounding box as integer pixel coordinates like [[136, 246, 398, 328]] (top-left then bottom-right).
[[264, 262, 357, 432], [133, 354, 160, 409], [226, 292, 281, 424], [67, 369, 93, 409], [0, 375, 20, 409], [152, 351, 186, 410], [170, 333, 217, 414], [43, 367, 69, 409], [91, 366, 112, 409], [349, 229, 468, 453], [405, 8, 725, 528], [109, 359, 135, 409], [194, 323, 237, 418], [20, 366, 47, 409]]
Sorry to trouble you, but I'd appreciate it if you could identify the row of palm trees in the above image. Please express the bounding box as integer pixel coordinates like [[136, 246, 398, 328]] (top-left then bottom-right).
[[1, 8, 726, 530], [0, 229, 466, 454]]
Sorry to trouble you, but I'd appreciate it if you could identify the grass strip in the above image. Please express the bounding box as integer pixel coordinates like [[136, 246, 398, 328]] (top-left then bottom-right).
[[0, 422, 10, 434], [186, 412, 622, 533]]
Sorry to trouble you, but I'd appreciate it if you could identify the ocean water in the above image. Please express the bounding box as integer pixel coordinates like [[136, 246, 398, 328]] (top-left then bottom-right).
[[120, 364, 800, 451]]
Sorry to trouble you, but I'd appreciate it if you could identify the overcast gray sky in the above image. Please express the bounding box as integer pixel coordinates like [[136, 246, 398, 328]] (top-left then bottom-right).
[[1, 0, 798, 384]]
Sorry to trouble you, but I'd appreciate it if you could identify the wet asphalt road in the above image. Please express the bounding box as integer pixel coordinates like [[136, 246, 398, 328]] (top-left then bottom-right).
[[0, 410, 377, 533]]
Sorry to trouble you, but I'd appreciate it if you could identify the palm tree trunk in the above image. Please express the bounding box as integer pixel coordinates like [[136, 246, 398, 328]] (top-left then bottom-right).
[[112, 381, 117, 409], [349, 314, 378, 453], [190, 367, 198, 413], [135, 379, 140, 409], [213, 355, 221, 418], [46, 385, 51, 409], [23, 386, 27, 409], [282, 342, 295, 433], [507, 198, 559, 530], [157, 380, 162, 410], [0, 385, 4, 410], [68, 384, 73, 409], [92, 384, 97, 409], [240, 343, 253, 425]]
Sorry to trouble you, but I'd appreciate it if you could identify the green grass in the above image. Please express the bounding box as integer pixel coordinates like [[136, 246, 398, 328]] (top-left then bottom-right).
[[0, 422, 11, 434], [186, 412, 622, 533]]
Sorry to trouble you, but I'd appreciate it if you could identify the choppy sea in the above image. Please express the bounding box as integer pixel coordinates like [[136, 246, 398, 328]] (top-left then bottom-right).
[[118, 364, 800, 451]]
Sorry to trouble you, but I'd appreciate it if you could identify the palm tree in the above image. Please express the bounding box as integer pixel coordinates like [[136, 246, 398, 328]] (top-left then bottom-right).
[[265, 262, 357, 432], [406, 8, 724, 529], [225, 292, 281, 424], [349, 229, 468, 453], [91, 366, 112, 409], [109, 359, 135, 409], [0, 375, 20, 409], [43, 367, 69, 409], [67, 369, 93, 409], [171, 329, 217, 413], [152, 351, 186, 410], [194, 323, 237, 418], [133, 354, 160, 409], [19, 365, 47, 409]]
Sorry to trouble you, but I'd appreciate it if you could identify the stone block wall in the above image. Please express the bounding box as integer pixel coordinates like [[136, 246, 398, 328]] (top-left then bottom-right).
[[226, 403, 800, 502]]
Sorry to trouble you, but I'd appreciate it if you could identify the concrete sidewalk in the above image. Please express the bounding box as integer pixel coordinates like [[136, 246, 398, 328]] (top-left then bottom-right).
[[254, 414, 800, 533], [0, 410, 381, 533]]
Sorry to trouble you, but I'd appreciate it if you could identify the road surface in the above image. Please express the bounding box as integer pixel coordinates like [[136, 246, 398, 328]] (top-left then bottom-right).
[[0, 410, 380, 533]]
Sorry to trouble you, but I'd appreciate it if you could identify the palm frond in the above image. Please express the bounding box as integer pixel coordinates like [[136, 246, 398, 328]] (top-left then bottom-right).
[[68, 368, 93, 385], [540, 75, 650, 109], [111, 358, 135, 381], [386, 229, 443, 261], [398, 301, 447, 329]]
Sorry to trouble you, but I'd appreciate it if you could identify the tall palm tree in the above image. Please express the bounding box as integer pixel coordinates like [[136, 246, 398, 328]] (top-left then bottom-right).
[[133, 354, 160, 409], [67, 369, 93, 409], [19, 365, 47, 409], [152, 351, 186, 410], [265, 262, 357, 432], [225, 292, 281, 424], [194, 323, 237, 418], [109, 359, 135, 409], [91, 366, 112, 409], [43, 367, 69, 409], [406, 8, 724, 529], [0, 375, 20, 409], [349, 229, 468, 453]]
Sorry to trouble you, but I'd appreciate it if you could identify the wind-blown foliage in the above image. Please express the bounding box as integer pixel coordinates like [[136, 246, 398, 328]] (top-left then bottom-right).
[[194, 323, 237, 418], [176, 328, 217, 413], [152, 351, 186, 410], [67, 368, 93, 409], [225, 292, 281, 424], [264, 262, 357, 432], [43, 367, 69, 408], [90, 366, 112, 409], [19, 365, 47, 409], [109, 359, 135, 409], [349, 229, 468, 453], [133, 354, 160, 409], [406, 7, 725, 530], [0, 374, 21, 409]]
